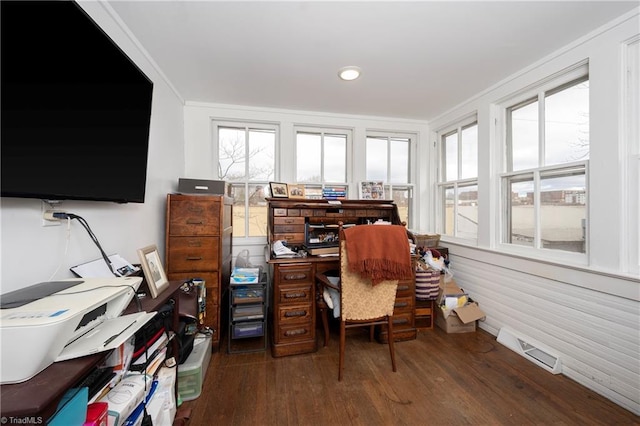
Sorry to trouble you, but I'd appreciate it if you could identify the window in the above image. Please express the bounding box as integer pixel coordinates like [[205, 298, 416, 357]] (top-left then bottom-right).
[[437, 119, 478, 240], [217, 123, 277, 238], [502, 67, 589, 254], [366, 133, 414, 226], [295, 127, 349, 198]]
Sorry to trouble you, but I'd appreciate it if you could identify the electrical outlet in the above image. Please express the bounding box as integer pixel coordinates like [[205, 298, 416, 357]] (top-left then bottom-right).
[[41, 201, 62, 227]]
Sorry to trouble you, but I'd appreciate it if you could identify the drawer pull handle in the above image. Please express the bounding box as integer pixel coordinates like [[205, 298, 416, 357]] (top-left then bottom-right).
[[284, 292, 306, 299], [188, 241, 202, 247], [186, 219, 204, 225], [393, 318, 409, 326], [284, 328, 308, 336], [397, 285, 409, 291], [186, 256, 203, 261], [285, 310, 307, 318], [284, 273, 307, 280], [395, 302, 408, 308]]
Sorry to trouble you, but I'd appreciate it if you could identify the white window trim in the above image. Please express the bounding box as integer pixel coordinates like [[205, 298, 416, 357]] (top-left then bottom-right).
[[622, 36, 640, 275], [213, 119, 280, 244], [293, 125, 352, 185], [495, 63, 590, 265], [365, 130, 417, 228], [435, 115, 478, 243]]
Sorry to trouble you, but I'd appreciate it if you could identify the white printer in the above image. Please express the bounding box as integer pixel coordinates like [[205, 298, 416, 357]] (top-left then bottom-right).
[[0, 277, 155, 384]]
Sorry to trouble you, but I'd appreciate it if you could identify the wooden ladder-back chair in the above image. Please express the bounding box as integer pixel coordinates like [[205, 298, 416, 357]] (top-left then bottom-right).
[[317, 222, 413, 381]]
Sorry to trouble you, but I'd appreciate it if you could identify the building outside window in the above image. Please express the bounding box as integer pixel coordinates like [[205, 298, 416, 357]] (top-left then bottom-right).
[[217, 123, 277, 238], [437, 119, 478, 240], [365, 133, 414, 226], [502, 65, 589, 254]]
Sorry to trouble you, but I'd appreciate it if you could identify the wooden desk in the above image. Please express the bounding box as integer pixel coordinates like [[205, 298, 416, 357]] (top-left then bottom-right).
[[0, 280, 184, 422], [267, 198, 416, 357]]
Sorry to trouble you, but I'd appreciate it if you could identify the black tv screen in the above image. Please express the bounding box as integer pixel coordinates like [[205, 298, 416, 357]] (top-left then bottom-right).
[[1, 0, 153, 203]]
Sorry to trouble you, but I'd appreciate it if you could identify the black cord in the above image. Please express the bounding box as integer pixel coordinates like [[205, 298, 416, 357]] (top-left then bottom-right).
[[69, 213, 118, 277], [54, 212, 118, 277], [141, 319, 153, 426]]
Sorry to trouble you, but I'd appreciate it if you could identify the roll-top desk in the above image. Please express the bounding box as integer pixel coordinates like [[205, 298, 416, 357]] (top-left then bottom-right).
[[266, 198, 416, 357]]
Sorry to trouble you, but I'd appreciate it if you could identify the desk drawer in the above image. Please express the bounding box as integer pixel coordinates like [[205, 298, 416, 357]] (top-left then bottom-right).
[[391, 311, 413, 330], [393, 295, 414, 313], [168, 197, 221, 236], [273, 224, 306, 234], [277, 303, 313, 324], [167, 237, 218, 272], [276, 322, 314, 344], [277, 283, 313, 305], [396, 279, 415, 297], [274, 217, 305, 225], [276, 264, 312, 285]]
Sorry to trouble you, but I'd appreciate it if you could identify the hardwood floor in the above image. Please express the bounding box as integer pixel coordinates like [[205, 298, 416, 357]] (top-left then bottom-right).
[[180, 326, 638, 425]]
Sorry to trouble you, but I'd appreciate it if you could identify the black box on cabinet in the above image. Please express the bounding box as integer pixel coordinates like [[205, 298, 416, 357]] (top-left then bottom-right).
[[178, 178, 228, 195]]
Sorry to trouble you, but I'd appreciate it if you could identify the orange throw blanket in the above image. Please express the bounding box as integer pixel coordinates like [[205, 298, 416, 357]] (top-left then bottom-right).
[[343, 224, 413, 285]]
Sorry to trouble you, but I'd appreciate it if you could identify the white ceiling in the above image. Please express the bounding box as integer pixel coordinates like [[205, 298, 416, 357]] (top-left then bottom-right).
[[108, 1, 638, 121]]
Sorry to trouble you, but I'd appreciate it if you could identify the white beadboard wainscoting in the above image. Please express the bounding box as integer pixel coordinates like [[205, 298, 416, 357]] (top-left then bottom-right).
[[444, 242, 640, 415]]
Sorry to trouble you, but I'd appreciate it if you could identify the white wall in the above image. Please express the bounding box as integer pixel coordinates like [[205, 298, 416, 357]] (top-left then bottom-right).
[[429, 10, 640, 414], [0, 1, 185, 293], [183, 103, 430, 267]]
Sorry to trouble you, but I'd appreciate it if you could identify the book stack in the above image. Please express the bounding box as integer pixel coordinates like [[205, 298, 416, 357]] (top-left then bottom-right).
[[322, 186, 347, 200]]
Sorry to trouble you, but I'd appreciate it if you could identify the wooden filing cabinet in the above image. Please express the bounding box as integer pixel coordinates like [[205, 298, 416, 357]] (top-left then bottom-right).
[[165, 194, 233, 351]]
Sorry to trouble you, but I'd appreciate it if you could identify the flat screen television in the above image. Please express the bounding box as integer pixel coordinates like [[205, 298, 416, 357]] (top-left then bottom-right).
[[1, 1, 154, 203]]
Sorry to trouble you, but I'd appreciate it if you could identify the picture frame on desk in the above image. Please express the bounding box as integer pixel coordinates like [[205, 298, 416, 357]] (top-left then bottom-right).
[[288, 184, 306, 199], [137, 244, 169, 298], [359, 181, 385, 200], [269, 182, 289, 198]]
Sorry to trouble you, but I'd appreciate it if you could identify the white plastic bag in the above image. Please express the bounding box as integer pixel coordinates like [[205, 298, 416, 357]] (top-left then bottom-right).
[[235, 249, 253, 268], [422, 250, 454, 282]]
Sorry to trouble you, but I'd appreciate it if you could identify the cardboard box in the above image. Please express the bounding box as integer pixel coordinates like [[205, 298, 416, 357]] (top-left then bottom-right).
[[435, 302, 485, 333], [435, 278, 486, 333]]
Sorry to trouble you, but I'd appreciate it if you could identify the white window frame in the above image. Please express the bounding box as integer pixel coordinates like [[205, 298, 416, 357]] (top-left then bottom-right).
[[293, 125, 352, 195], [495, 62, 589, 264], [623, 36, 640, 275], [365, 131, 416, 228], [436, 115, 478, 243], [214, 120, 279, 243]]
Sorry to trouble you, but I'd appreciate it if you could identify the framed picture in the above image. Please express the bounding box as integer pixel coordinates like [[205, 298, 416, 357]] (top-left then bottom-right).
[[269, 182, 289, 198], [288, 184, 306, 199], [137, 244, 169, 298], [359, 181, 385, 200]]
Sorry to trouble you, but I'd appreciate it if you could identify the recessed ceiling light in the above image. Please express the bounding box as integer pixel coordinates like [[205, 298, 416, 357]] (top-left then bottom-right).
[[338, 66, 361, 81]]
